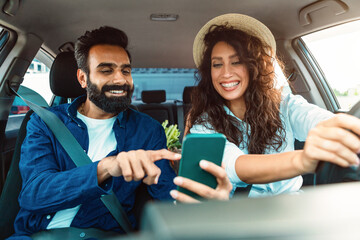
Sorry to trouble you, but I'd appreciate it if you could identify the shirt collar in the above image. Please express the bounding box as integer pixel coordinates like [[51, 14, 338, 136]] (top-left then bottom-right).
[[223, 105, 242, 122]]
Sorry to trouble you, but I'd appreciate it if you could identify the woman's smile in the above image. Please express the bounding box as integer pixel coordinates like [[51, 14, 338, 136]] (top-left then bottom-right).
[[220, 80, 241, 91]]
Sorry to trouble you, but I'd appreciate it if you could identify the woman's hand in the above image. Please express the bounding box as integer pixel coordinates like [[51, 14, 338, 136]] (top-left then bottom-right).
[[299, 114, 360, 173], [170, 160, 232, 203]]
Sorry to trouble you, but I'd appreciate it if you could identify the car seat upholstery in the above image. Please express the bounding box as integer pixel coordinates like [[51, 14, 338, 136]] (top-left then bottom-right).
[[50, 51, 86, 98], [182, 86, 195, 119], [137, 90, 175, 124]]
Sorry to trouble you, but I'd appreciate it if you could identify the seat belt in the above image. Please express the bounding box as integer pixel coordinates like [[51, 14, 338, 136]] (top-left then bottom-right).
[[11, 88, 133, 233]]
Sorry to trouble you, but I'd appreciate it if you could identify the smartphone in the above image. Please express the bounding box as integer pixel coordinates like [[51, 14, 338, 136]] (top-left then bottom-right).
[[177, 133, 226, 200]]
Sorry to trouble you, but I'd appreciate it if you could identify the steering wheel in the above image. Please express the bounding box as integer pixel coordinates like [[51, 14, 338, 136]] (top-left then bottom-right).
[[348, 100, 360, 118], [315, 100, 360, 184], [349, 100, 360, 159]]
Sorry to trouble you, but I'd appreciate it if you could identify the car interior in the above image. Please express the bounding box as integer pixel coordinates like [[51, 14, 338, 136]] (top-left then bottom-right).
[[0, 0, 360, 239]]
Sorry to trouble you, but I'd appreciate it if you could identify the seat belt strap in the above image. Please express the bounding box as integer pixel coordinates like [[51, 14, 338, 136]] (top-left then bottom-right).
[[11, 88, 133, 233]]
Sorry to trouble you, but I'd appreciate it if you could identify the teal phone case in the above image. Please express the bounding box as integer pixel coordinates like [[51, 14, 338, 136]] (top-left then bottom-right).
[[177, 133, 226, 200]]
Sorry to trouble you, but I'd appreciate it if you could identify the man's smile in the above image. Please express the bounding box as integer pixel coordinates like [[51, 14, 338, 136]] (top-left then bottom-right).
[[107, 89, 127, 96]]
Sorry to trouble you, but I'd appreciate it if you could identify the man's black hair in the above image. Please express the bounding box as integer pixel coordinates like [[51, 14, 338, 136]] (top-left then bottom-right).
[[74, 26, 132, 75]]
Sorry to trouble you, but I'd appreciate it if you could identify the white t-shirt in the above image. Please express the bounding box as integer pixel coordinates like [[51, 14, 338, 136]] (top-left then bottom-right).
[[47, 112, 117, 229], [190, 93, 334, 198]]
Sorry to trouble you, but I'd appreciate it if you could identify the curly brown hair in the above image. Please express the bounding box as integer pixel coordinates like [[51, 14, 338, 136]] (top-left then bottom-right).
[[188, 24, 286, 154]]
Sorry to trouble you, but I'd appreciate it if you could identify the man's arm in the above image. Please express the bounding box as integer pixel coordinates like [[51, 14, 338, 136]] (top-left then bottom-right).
[[19, 114, 107, 214]]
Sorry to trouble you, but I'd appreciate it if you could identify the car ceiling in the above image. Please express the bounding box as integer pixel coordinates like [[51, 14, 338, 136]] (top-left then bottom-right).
[[0, 0, 359, 68]]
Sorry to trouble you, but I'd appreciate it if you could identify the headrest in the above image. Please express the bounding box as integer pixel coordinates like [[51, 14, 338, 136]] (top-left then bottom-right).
[[183, 86, 195, 104], [141, 90, 166, 103], [50, 51, 86, 98]]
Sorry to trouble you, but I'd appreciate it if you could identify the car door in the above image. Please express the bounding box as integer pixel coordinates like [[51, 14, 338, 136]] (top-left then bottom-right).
[[0, 25, 53, 193]]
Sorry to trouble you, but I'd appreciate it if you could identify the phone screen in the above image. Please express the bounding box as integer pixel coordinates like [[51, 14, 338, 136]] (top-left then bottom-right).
[[177, 133, 226, 199]]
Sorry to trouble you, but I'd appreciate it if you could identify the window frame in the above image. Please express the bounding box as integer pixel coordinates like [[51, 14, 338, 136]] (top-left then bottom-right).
[[292, 37, 340, 113], [0, 27, 17, 67]]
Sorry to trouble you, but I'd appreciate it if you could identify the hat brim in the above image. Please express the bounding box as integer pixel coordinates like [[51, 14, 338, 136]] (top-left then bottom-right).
[[193, 13, 276, 67]]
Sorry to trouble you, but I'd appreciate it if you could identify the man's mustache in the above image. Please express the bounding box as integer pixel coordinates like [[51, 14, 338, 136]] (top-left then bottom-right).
[[102, 84, 132, 93]]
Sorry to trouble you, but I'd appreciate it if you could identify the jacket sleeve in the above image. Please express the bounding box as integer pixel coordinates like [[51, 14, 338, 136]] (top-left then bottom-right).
[[18, 113, 112, 214], [146, 123, 176, 201]]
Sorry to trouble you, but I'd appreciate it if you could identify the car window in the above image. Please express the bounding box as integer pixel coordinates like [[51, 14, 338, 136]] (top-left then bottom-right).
[[302, 20, 360, 111], [10, 52, 51, 115], [131, 68, 196, 101], [0, 28, 9, 51]]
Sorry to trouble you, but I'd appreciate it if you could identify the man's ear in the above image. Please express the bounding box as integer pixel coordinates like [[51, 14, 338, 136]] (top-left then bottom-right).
[[77, 69, 87, 89]]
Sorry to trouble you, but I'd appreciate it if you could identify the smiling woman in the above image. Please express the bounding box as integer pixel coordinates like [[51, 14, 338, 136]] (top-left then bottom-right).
[[186, 13, 360, 198]]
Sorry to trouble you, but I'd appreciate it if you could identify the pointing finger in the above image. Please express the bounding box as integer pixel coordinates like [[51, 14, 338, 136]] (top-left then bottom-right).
[[148, 149, 181, 162]]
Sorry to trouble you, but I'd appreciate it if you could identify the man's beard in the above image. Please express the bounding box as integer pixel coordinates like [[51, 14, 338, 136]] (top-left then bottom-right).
[[86, 78, 134, 114]]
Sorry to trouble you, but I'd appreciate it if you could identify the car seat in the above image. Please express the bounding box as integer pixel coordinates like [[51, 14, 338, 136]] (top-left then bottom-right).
[[182, 86, 195, 119], [137, 90, 176, 125]]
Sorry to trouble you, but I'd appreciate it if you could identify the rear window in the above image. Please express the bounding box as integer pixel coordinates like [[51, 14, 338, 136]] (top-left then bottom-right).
[[132, 68, 197, 100]]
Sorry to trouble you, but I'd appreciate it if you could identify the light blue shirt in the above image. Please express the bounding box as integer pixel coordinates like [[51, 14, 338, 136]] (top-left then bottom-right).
[[190, 93, 334, 197]]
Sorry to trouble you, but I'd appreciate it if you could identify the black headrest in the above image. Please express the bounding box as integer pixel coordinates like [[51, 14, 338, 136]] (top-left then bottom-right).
[[183, 86, 195, 104], [141, 90, 166, 103], [50, 51, 86, 98]]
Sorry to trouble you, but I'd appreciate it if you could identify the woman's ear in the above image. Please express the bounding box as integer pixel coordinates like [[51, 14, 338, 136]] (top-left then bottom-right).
[[77, 69, 87, 89]]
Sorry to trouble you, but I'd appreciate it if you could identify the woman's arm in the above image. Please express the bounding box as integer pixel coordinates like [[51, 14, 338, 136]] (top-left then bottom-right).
[[235, 114, 360, 184], [235, 150, 303, 183]]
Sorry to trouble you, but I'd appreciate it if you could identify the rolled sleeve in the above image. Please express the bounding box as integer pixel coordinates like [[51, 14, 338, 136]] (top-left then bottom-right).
[[222, 141, 250, 196], [283, 93, 334, 141]]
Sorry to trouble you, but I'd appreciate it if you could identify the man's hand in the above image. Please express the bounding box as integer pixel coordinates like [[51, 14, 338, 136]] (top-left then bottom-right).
[[97, 149, 181, 185], [170, 160, 232, 203], [298, 114, 360, 173]]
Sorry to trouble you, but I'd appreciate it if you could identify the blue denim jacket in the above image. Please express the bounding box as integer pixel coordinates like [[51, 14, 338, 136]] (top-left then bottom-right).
[[11, 95, 176, 238]]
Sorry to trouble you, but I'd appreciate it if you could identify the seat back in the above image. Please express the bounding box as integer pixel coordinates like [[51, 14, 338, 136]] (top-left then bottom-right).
[[50, 51, 86, 98], [183, 86, 195, 119], [137, 90, 176, 125]]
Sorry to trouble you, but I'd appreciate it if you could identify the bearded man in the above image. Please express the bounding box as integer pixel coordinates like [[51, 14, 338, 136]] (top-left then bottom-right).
[[11, 26, 181, 239]]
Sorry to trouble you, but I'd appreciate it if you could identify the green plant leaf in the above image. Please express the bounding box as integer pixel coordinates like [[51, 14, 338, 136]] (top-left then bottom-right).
[[162, 120, 182, 149]]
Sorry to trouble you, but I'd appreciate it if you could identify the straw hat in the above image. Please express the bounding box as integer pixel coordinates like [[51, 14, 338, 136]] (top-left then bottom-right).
[[193, 13, 276, 67]]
